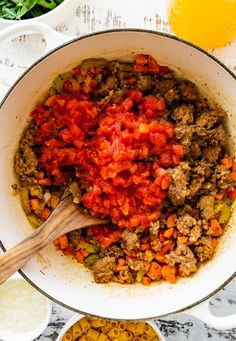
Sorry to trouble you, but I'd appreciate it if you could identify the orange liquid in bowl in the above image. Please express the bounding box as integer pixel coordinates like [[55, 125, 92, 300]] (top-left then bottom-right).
[[168, 0, 236, 49]]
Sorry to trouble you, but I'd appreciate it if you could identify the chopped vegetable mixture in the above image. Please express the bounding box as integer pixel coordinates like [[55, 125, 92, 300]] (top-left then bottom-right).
[[15, 54, 236, 285]]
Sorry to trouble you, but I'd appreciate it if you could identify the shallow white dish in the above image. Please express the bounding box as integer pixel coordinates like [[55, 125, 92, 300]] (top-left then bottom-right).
[[0, 0, 79, 29], [56, 314, 167, 341], [0, 273, 52, 341]]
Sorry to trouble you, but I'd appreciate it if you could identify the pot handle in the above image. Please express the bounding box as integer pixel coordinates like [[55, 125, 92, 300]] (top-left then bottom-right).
[[0, 21, 73, 53], [184, 298, 236, 329]]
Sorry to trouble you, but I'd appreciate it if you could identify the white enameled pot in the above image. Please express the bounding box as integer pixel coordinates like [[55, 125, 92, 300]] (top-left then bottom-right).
[[0, 22, 236, 328]]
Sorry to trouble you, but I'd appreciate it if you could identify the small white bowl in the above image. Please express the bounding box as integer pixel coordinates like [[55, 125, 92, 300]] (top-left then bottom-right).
[[0, 0, 79, 28], [56, 314, 167, 341], [0, 273, 52, 341]]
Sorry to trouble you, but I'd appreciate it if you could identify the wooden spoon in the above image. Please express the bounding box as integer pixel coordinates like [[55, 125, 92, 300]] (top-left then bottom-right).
[[0, 191, 108, 284]]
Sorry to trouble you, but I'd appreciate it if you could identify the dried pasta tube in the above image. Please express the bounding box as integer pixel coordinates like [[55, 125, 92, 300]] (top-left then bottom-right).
[[79, 335, 90, 341], [72, 322, 82, 337], [97, 333, 107, 341], [126, 322, 136, 334], [110, 321, 118, 328], [151, 336, 160, 341], [108, 327, 120, 338], [91, 319, 106, 328], [118, 322, 126, 332], [79, 317, 90, 332], [144, 324, 157, 337], [119, 331, 133, 340], [101, 323, 113, 334], [135, 322, 146, 335], [62, 332, 72, 341], [87, 328, 100, 340], [140, 335, 150, 340], [133, 337, 141, 341]]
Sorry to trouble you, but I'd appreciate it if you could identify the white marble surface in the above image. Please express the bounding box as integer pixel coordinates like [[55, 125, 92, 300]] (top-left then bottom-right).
[[0, 1, 236, 340]]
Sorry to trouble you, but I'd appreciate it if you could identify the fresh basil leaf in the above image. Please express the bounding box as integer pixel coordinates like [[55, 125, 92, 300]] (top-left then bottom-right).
[[1, 7, 17, 19], [0, 0, 64, 19], [37, 0, 57, 9]]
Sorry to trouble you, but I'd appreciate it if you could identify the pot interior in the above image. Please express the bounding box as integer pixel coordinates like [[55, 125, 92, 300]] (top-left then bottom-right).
[[0, 30, 236, 319]]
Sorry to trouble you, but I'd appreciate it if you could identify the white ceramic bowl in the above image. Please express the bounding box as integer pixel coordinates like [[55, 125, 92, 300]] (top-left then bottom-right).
[[0, 0, 79, 29], [56, 314, 167, 341], [0, 273, 52, 341], [0, 23, 236, 329]]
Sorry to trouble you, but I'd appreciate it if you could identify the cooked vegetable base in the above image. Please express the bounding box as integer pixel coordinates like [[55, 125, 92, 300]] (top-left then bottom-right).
[[15, 55, 236, 285], [62, 316, 159, 341]]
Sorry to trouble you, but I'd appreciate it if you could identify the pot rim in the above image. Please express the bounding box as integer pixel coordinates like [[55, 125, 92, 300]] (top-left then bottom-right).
[[1, 28, 236, 320]]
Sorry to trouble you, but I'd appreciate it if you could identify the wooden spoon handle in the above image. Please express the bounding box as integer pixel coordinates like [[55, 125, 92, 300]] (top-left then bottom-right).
[[0, 192, 78, 284]]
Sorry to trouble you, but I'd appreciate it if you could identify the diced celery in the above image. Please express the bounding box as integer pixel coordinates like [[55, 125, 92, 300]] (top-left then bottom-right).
[[52, 72, 73, 93], [215, 200, 231, 224], [77, 241, 97, 253], [80, 58, 107, 74], [84, 254, 100, 268], [20, 188, 30, 214], [27, 215, 44, 228], [136, 270, 146, 282], [29, 185, 44, 199], [219, 203, 231, 224]]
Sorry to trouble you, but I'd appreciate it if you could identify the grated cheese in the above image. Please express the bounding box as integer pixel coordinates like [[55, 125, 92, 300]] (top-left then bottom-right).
[[0, 279, 48, 333]]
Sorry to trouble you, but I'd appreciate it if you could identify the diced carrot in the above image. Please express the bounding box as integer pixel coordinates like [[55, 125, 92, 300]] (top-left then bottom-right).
[[144, 263, 151, 271], [209, 219, 224, 236], [177, 236, 188, 245], [212, 238, 219, 249], [147, 261, 162, 280], [221, 157, 233, 168], [231, 171, 236, 181], [140, 244, 150, 251], [75, 250, 84, 263], [161, 265, 176, 283], [41, 208, 51, 220], [141, 276, 151, 286], [155, 253, 166, 263], [117, 273, 125, 284], [80, 249, 90, 258], [59, 234, 69, 250], [166, 214, 177, 228], [116, 258, 125, 271], [163, 228, 175, 239], [45, 95, 57, 107], [30, 198, 41, 213], [37, 171, 44, 180], [215, 193, 224, 201], [50, 195, 60, 209], [53, 237, 60, 247], [144, 250, 155, 263], [160, 240, 174, 255]]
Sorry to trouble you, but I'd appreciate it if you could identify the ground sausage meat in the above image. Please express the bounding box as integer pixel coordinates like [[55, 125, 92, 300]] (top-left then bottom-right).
[[121, 230, 140, 251], [92, 256, 116, 283], [168, 162, 190, 206], [194, 236, 214, 262], [165, 245, 197, 277], [172, 104, 194, 124], [198, 195, 215, 220]]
